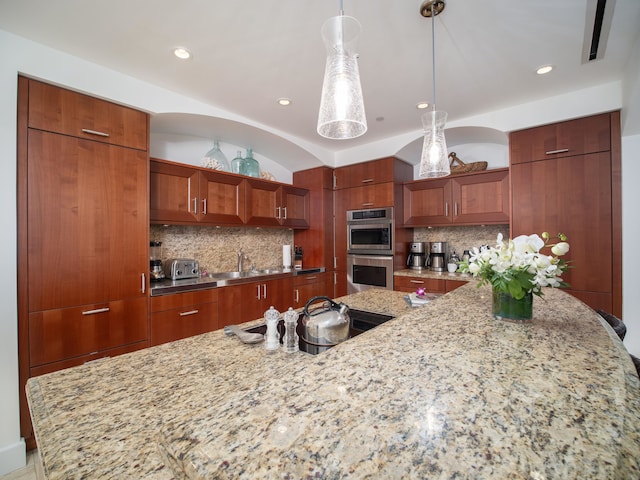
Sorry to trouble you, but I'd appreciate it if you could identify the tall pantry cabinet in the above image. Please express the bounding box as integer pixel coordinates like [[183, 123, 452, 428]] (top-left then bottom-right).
[[17, 77, 150, 448], [509, 111, 622, 317]]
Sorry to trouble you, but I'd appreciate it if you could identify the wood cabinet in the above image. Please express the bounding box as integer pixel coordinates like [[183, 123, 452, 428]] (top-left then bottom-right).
[[510, 113, 611, 164], [17, 77, 150, 449], [150, 159, 245, 225], [393, 275, 468, 294], [245, 178, 310, 228], [510, 111, 622, 316], [293, 272, 332, 308], [150, 289, 219, 346], [334, 157, 411, 189], [218, 277, 294, 327], [403, 169, 509, 227]]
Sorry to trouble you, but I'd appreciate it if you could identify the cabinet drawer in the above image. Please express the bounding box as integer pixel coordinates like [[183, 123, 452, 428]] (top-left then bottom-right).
[[393, 276, 445, 293], [29, 296, 148, 367], [150, 301, 218, 346], [346, 182, 395, 209], [335, 157, 396, 189], [293, 272, 325, 287], [510, 113, 610, 164], [151, 288, 219, 312], [27, 79, 148, 150]]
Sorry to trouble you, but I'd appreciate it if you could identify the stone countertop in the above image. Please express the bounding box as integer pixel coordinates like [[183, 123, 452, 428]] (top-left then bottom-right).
[[27, 285, 640, 479], [394, 268, 474, 281]]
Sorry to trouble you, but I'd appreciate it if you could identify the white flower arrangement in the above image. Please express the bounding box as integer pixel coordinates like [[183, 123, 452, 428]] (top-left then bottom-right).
[[459, 232, 570, 299]]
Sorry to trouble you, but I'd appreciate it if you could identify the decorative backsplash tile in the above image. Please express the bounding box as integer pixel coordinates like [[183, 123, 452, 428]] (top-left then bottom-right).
[[413, 224, 510, 258], [150, 225, 294, 273]]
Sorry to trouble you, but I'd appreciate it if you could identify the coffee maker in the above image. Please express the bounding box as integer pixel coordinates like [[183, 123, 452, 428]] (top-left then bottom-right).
[[406, 242, 427, 270], [428, 241, 448, 272], [150, 241, 165, 282]]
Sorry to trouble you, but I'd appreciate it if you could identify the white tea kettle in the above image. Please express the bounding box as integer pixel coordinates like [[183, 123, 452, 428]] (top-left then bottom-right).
[[301, 296, 350, 346]]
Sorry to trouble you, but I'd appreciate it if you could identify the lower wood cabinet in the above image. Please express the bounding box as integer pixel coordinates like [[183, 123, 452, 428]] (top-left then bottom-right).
[[394, 275, 468, 294], [293, 272, 332, 308], [150, 289, 219, 346]]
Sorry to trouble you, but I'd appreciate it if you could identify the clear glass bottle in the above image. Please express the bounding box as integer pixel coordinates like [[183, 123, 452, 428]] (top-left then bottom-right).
[[231, 150, 243, 174], [201, 140, 231, 172], [240, 147, 260, 177], [282, 307, 299, 353]]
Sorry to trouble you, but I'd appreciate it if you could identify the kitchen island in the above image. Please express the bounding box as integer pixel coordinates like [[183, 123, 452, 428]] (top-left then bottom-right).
[[27, 284, 640, 479]]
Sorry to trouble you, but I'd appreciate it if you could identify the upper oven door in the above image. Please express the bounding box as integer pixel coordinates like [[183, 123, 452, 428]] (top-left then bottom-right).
[[347, 223, 393, 253]]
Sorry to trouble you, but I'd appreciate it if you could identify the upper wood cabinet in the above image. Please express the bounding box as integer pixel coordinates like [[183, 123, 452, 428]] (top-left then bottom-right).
[[244, 178, 310, 228], [510, 113, 611, 164], [342, 182, 396, 210], [403, 169, 510, 227], [150, 159, 245, 226], [334, 156, 413, 189], [27, 78, 148, 151]]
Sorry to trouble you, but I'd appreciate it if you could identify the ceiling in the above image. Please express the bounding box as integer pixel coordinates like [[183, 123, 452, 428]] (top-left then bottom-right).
[[1, 0, 639, 170]]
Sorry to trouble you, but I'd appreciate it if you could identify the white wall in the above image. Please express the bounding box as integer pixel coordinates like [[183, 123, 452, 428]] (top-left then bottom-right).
[[1, 26, 639, 474]]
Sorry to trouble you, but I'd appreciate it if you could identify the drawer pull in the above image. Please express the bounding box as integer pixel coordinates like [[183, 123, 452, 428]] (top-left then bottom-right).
[[276, 206, 281, 219], [295, 289, 299, 303], [306, 276, 317, 280], [81, 128, 110, 138], [192, 197, 198, 214], [202, 198, 207, 215], [361, 178, 374, 183], [545, 148, 569, 155], [82, 307, 110, 315], [179, 310, 199, 317], [282, 206, 287, 219], [445, 202, 449, 217], [410, 280, 425, 284], [362, 202, 374, 207]]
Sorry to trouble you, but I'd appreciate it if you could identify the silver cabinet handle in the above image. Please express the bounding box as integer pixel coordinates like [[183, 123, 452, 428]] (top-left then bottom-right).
[[179, 310, 199, 317], [276, 206, 281, 219], [362, 202, 374, 207], [454, 203, 459, 216], [187, 179, 192, 213], [257, 285, 261, 300], [361, 178, 374, 183], [545, 148, 569, 155], [410, 280, 425, 284], [282, 206, 287, 219], [306, 276, 317, 280], [192, 197, 198, 214], [202, 198, 207, 215], [81, 128, 110, 137], [295, 289, 299, 303], [82, 307, 110, 315], [141, 273, 146, 294], [445, 202, 449, 217], [263, 284, 267, 298]]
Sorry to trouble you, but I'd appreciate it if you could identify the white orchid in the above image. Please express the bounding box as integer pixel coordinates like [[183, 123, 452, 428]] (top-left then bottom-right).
[[458, 232, 571, 299]]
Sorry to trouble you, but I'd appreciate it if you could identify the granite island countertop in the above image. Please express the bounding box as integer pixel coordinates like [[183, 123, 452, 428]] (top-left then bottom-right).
[[27, 285, 640, 479]]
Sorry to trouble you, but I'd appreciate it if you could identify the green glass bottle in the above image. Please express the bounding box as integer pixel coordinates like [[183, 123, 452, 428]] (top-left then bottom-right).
[[231, 150, 243, 174], [201, 140, 230, 172], [240, 147, 260, 177]]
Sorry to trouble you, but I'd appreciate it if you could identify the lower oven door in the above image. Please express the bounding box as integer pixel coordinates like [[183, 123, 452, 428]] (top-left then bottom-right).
[[347, 254, 394, 294]]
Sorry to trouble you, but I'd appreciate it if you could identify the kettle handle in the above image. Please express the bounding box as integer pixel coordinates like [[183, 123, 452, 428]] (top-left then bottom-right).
[[303, 296, 341, 316]]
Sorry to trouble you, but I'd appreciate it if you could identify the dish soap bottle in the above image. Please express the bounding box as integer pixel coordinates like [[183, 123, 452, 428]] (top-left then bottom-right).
[[240, 147, 260, 177], [201, 140, 230, 172], [264, 306, 280, 352]]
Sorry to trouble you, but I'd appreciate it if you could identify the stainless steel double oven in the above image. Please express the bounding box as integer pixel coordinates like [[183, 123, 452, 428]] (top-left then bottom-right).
[[346, 207, 394, 294]]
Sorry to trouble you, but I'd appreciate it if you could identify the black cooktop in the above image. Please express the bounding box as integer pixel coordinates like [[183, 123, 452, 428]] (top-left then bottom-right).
[[244, 309, 394, 355]]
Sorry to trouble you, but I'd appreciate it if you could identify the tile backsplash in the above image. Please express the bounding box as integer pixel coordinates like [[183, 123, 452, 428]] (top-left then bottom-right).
[[150, 225, 294, 273], [413, 224, 510, 258]]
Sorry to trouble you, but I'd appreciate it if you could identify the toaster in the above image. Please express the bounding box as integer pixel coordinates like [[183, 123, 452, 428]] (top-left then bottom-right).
[[165, 259, 200, 281]]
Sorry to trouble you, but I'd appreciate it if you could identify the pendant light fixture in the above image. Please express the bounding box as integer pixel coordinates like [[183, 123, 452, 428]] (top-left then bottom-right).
[[317, 0, 367, 140], [419, 0, 450, 178]]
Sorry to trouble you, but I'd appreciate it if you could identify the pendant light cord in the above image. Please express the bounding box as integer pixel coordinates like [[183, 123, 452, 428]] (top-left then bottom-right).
[[339, 0, 344, 16], [431, 9, 437, 109]]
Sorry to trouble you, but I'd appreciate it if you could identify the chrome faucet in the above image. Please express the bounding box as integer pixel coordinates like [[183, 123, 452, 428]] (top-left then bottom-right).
[[237, 249, 249, 272]]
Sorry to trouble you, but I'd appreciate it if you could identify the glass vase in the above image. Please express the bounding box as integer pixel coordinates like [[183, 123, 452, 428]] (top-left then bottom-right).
[[231, 150, 243, 174], [240, 147, 260, 177], [201, 140, 230, 172], [492, 289, 533, 321]]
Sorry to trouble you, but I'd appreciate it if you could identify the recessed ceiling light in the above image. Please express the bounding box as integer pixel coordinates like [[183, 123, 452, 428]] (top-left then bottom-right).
[[536, 65, 553, 75], [277, 98, 292, 106], [173, 47, 192, 60], [416, 101, 430, 109]]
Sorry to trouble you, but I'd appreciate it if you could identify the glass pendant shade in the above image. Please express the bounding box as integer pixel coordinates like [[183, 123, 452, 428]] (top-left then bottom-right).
[[317, 15, 367, 140], [419, 109, 450, 178]]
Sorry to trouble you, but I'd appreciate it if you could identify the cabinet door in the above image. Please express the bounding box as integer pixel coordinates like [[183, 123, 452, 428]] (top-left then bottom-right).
[[510, 113, 610, 164], [511, 153, 612, 296], [150, 160, 199, 224], [28, 131, 108, 310], [281, 186, 310, 228], [150, 301, 218, 346], [334, 157, 396, 189], [293, 273, 331, 308], [245, 178, 280, 226], [346, 183, 395, 210], [199, 170, 246, 225], [451, 170, 510, 225], [402, 178, 452, 226], [27, 79, 147, 150]]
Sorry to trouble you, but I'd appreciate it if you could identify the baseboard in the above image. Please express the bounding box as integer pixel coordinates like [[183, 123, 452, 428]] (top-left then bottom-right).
[[0, 438, 26, 476]]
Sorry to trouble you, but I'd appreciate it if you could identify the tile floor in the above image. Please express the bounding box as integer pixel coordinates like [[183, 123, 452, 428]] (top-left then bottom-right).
[[0, 450, 39, 480]]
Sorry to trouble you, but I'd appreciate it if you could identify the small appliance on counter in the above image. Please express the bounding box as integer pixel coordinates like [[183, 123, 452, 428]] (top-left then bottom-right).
[[428, 241, 448, 272], [406, 242, 427, 270], [165, 258, 200, 281], [149, 241, 165, 282], [294, 246, 303, 270]]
